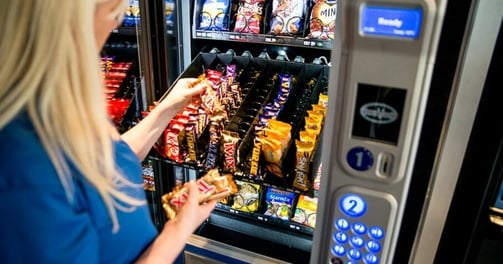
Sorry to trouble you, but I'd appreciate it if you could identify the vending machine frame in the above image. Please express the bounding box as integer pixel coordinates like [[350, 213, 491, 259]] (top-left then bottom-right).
[[135, 0, 503, 263]]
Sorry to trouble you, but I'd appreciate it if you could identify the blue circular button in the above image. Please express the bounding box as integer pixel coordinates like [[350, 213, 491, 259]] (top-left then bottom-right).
[[335, 218, 350, 231], [350, 236, 365, 248], [366, 240, 382, 253], [348, 248, 362, 261], [331, 244, 346, 257], [368, 226, 385, 240], [347, 147, 374, 171], [364, 253, 379, 264], [339, 194, 367, 218], [352, 222, 367, 235], [333, 231, 348, 244]]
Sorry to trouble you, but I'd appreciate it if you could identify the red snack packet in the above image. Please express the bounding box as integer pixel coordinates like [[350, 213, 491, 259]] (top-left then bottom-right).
[[233, 0, 266, 34]]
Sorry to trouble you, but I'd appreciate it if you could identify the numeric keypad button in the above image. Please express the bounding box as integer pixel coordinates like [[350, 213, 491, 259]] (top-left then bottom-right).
[[331, 244, 346, 257], [349, 236, 365, 248], [333, 232, 349, 244], [364, 253, 379, 264], [335, 218, 350, 231], [368, 226, 385, 240], [366, 240, 381, 253], [352, 222, 367, 235]]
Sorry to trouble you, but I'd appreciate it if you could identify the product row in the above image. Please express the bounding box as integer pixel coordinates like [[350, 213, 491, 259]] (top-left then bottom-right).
[[218, 180, 319, 230], [100, 56, 140, 130], [195, 0, 337, 40], [145, 53, 329, 194]]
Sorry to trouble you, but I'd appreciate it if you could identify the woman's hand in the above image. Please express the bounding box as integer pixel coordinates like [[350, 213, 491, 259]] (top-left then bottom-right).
[[121, 78, 207, 160], [156, 78, 207, 114], [173, 181, 217, 231], [135, 181, 216, 264]]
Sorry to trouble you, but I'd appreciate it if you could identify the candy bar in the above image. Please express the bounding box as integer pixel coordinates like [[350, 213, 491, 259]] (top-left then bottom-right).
[[161, 169, 238, 220]]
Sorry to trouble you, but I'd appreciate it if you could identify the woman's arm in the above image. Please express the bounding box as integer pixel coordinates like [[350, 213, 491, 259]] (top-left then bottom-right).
[[135, 181, 217, 263], [121, 78, 206, 161]]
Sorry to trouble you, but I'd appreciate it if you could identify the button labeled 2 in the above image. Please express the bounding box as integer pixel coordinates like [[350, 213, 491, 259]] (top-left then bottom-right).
[[339, 194, 367, 218]]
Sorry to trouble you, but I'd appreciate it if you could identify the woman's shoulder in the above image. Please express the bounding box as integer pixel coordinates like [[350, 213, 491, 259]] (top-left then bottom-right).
[[0, 114, 62, 192]]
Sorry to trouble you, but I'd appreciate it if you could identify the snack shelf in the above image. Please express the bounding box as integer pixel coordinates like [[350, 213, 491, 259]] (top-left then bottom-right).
[[193, 30, 333, 50], [112, 26, 140, 36], [147, 53, 326, 254], [150, 52, 328, 191], [215, 203, 314, 235], [216, 194, 314, 236], [198, 210, 313, 256]]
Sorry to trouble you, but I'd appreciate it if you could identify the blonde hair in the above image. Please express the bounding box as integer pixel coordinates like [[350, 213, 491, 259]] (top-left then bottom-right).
[[0, 0, 144, 232]]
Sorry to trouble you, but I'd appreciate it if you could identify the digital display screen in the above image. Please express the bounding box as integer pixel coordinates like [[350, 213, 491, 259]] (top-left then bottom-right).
[[360, 6, 423, 39], [352, 83, 406, 145]]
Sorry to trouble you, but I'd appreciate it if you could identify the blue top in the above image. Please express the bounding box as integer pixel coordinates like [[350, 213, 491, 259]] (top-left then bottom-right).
[[0, 114, 158, 263]]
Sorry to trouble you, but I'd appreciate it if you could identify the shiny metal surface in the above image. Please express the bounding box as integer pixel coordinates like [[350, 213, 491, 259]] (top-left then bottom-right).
[[411, 0, 503, 263]]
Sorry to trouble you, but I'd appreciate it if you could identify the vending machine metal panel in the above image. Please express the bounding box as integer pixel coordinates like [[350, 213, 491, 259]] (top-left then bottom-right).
[[312, 0, 503, 263], [311, 0, 443, 263], [417, 1, 503, 263]]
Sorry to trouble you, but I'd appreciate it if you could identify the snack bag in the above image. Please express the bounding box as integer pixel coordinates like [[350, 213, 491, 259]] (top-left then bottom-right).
[[269, 0, 307, 35], [261, 119, 292, 178], [233, 0, 266, 34], [264, 188, 296, 221], [232, 180, 261, 212], [307, 0, 337, 40], [198, 0, 232, 31], [292, 194, 318, 228]]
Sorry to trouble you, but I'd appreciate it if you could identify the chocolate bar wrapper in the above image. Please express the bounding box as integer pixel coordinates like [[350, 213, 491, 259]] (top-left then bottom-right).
[[161, 169, 238, 219]]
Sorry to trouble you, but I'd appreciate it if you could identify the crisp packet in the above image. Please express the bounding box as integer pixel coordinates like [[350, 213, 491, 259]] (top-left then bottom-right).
[[231, 180, 261, 212], [307, 0, 337, 40], [269, 0, 307, 35], [233, 0, 266, 33], [264, 187, 296, 221], [198, 0, 231, 31]]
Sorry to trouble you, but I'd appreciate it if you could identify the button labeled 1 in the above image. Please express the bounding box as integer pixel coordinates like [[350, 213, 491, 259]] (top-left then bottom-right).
[[347, 147, 374, 171]]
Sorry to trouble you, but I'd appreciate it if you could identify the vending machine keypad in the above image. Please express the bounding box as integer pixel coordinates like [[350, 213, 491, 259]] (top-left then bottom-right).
[[329, 190, 396, 263], [310, 0, 437, 262]]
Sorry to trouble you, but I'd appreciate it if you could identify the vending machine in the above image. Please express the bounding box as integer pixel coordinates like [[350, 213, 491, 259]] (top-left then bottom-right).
[[146, 0, 334, 263], [123, 0, 503, 263], [312, 0, 503, 263]]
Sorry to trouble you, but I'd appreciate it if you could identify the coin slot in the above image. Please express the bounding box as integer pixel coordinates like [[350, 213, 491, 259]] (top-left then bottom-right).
[[377, 153, 393, 178]]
